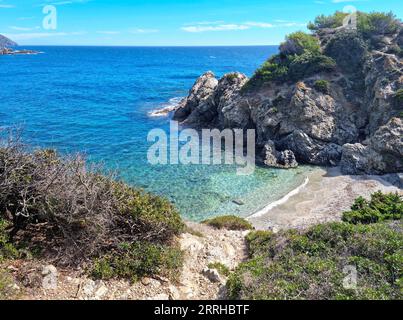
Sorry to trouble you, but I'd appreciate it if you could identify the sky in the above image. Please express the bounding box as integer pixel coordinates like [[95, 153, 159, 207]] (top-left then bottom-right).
[[0, 0, 402, 46]]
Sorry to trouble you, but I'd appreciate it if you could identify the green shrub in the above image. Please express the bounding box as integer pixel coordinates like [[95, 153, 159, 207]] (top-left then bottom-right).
[[0, 218, 19, 261], [280, 31, 321, 56], [227, 221, 403, 300], [308, 11, 401, 37], [324, 30, 369, 74], [343, 192, 402, 224], [202, 215, 254, 231], [314, 80, 330, 94], [288, 52, 336, 81], [394, 89, 403, 105], [91, 241, 183, 282], [308, 11, 348, 30], [208, 262, 230, 277], [357, 11, 400, 38]]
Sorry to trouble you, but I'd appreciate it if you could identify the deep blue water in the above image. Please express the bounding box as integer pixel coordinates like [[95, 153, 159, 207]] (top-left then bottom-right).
[[0, 46, 309, 221]]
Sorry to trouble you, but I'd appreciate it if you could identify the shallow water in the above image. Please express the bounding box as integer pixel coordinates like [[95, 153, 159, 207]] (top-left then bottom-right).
[[0, 46, 311, 221]]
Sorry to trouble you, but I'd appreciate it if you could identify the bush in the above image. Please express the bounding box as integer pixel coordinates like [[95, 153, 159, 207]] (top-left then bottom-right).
[[357, 12, 400, 38], [394, 89, 403, 105], [202, 215, 253, 231], [308, 11, 401, 37], [343, 192, 402, 224], [280, 32, 321, 56], [91, 241, 183, 282], [208, 262, 230, 277], [308, 11, 348, 30], [314, 80, 330, 94], [324, 30, 369, 74], [227, 221, 403, 300], [0, 131, 184, 280], [0, 218, 19, 261], [288, 52, 336, 81]]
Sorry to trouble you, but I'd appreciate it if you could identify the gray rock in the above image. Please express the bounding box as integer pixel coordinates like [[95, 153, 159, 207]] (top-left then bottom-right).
[[341, 118, 403, 175], [42, 265, 58, 290], [261, 140, 298, 169], [202, 267, 223, 283]]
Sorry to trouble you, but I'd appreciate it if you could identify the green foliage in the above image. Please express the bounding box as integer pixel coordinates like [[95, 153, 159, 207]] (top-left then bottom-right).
[[281, 31, 321, 56], [0, 269, 18, 300], [357, 11, 400, 38], [208, 262, 230, 277], [308, 11, 348, 30], [202, 215, 254, 231], [227, 221, 403, 300], [91, 241, 183, 282], [287, 52, 336, 81], [314, 80, 330, 94], [325, 30, 368, 74], [394, 89, 403, 105], [0, 218, 19, 261], [343, 192, 402, 224], [308, 11, 401, 37]]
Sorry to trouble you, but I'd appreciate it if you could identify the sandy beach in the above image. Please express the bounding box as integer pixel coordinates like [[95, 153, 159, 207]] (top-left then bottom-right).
[[248, 167, 403, 231]]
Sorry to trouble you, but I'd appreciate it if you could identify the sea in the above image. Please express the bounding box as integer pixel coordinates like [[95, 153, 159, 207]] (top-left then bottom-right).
[[0, 46, 311, 221]]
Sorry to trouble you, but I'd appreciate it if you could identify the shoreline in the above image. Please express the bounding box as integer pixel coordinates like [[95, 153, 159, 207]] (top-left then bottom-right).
[[247, 167, 402, 231]]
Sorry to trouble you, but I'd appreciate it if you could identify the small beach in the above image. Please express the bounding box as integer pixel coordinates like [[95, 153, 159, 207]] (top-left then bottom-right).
[[248, 167, 402, 230]]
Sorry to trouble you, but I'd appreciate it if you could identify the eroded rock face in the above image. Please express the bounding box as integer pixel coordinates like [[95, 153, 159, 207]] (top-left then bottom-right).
[[261, 140, 298, 169], [341, 118, 403, 174], [174, 27, 403, 174], [173, 71, 218, 124]]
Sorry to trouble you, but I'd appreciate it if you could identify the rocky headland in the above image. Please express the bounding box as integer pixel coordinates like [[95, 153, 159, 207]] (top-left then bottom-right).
[[0, 34, 40, 55], [173, 15, 403, 175]]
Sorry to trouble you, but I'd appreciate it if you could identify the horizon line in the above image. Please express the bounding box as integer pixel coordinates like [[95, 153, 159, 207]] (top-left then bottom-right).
[[17, 44, 280, 48]]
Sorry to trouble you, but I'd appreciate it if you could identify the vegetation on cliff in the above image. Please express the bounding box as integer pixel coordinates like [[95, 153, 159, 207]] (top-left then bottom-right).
[[227, 192, 403, 300], [0, 132, 184, 283], [244, 11, 401, 90]]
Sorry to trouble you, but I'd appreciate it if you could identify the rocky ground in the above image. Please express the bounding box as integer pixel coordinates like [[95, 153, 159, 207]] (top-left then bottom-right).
[[3, 222, 248, 300]]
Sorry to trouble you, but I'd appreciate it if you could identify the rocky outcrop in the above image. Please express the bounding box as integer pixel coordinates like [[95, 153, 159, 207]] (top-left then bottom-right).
[[260, 141, 298, 169], [174, 25, 403, 174], [341, 118, 403, 174]]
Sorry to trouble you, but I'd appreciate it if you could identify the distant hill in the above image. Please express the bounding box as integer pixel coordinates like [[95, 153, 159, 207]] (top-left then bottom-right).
[[0, 34, 18, 49]]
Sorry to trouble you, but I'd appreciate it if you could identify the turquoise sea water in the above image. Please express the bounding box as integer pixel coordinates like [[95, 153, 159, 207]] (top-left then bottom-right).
[[0, 46, 310, 221]]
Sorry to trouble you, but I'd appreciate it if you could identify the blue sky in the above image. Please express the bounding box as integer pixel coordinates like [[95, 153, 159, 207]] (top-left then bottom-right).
[[1, 0, 402, 46]]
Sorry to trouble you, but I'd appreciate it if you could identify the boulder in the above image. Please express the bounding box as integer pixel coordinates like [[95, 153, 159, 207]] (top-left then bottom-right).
[[261, 140, 298, 169], [341, 118, 403, 174]]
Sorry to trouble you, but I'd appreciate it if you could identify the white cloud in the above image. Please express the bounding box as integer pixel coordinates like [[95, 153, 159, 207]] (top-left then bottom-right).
[[129, 28, 159, 34], [4, 31, 86, 40], [332, 0, 366, 3], [96, 31, 120, 35], [182, 24, 250, 32], [0, 4, 14, 8], [181, 21, 306, 33], [9, 26, 41, 31]]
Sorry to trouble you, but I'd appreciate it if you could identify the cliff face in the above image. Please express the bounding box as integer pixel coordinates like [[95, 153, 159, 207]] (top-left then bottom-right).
[[174, 24, 403, 175]]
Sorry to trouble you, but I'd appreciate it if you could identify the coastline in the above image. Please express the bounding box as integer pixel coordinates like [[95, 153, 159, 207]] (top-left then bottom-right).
[[248, 167, 402, 231]]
